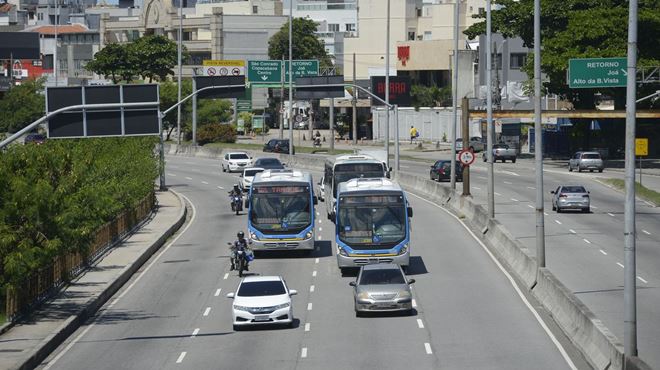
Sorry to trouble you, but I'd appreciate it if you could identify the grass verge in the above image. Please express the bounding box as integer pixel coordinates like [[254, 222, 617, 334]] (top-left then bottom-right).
[[600, 178, 660, 206]]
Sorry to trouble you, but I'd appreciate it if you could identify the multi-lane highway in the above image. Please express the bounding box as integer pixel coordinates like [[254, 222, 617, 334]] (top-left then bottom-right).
[[38, 154, 589, 370], [399, 156, 660, 368]]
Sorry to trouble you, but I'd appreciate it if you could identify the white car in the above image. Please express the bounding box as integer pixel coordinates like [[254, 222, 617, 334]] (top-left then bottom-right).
[[226, 276, 297, 330], [240, 167, 265, 191], [222, 152, 252, 173]]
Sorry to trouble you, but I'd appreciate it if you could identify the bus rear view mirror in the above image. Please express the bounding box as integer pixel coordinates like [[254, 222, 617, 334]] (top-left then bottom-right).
[[244, 200, 249, 209], [407, 207, 413, 218], [313, 196, 318, 205]]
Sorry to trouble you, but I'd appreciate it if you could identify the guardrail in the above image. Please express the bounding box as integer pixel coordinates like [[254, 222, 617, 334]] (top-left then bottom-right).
[[4, 192, 155, 321]]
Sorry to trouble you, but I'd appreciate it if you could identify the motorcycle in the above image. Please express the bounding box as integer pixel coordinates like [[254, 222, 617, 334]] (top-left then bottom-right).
[[230, 194, 243, 215], [313, 137, 322, 148], [228, 242, 252, 277]]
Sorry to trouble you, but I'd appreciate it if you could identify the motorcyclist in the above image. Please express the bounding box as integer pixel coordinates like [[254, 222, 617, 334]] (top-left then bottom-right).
[[228, 184, 243, 210], [229, 231, 251, 271], [313, 131, 322, 147]]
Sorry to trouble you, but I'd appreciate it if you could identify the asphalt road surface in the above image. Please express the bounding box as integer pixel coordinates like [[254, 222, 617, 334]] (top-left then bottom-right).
[[401, 156, 660, 368], [38, 155, 590, 370]]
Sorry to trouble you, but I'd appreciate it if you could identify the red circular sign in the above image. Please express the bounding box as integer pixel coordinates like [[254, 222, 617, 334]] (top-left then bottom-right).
[[232, 67, 241, 76], [458, 149, 476, 166], [207, 67, 216, 76]]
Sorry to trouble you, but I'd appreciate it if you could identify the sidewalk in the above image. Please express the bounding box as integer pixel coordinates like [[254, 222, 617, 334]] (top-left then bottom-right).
[[0, 190, 186, 370]]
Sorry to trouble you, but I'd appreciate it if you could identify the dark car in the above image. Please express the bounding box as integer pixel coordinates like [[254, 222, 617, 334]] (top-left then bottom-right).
[[24, 133, 46, 145], [429, 160, 463, 182], [263, 139, 295, 155], [253, 157, 285, 170]]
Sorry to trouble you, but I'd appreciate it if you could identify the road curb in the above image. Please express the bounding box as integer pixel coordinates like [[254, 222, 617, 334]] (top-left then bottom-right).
[[14, 189, 187, 370]]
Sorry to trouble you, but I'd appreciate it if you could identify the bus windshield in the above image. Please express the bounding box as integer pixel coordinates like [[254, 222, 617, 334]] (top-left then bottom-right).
[[333, 163, 385, 197], [337, 194, 406, 248], [250, 185, 311, 234]]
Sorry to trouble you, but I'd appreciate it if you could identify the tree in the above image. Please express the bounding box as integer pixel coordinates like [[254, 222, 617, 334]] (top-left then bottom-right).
[[411, 85, 452, 109], [268, 18, 333, 68], [159, 79, 192, 141], [85, 43, 135, 83], [0, 78, 45, 133], [132, 35, 181, 82], [463, 0, 660, 109], [197, 99, 233, 126]]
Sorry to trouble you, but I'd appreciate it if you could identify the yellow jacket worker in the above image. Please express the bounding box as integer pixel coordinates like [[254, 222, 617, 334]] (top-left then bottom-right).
[[409, 126, 418, 144]]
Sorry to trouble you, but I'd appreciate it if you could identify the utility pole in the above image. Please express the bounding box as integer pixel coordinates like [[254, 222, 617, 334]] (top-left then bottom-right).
[[279, 54, 284, 140], [486, 0, 495, 218], [192, 77, 197, 146], [624, 0, 639, 357], [330, 97, 335, 152], [288, 0, 294, 157], [54, 1, 59, 87], [176, 0, 182, 145], [533, 0, 546, 271], [449, 0, 459, 190], [385, 0, 390, 170], [352, 52, 357, 145]]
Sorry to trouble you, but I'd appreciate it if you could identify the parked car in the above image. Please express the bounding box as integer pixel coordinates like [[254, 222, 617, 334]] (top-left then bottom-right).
[[568, 151, 604, 172], [253, 157, 285, 170], [349, 264, 415, 317], [240, 167, 264, 191], [24, 133, 46, 145], [226, 276, 297, 330], [429, 160, 463, 182], [483, 143, 517, 163], [455, 137, 485, 153], [317, 176, 325, 201], [263, 139, 295, 155], [551, 185, 590, 213], [222, 152, 252, 173]]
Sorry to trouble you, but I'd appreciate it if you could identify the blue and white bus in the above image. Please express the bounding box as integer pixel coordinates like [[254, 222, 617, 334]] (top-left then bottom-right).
[[247, 169, 317, 251], [335, 178, 413, 272]]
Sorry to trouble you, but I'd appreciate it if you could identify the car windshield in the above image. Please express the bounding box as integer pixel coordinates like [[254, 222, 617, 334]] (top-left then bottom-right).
[[250, 185, 311, 233], [337, 195, 406, 247], [244, 169, 263, 177], [230, 153, 249, 160], [237, 281, 286, 296], [561, 186, 587, 193], [582, 153, 601, 159], [359, 269, 406, 285]]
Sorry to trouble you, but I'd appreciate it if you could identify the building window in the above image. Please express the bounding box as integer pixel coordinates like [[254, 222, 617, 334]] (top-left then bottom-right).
[[252, 5, 257, 14], [510, 53, 528, 69], [478, 7, 485, 16], [408, 31, 415, 41], [423, 31, 432, 40], [328, 24, 339, 32], [345, 23, 355, 32]]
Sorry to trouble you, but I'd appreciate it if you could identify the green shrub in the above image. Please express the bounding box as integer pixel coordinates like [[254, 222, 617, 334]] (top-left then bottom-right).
[[197, 123, 237, 145]]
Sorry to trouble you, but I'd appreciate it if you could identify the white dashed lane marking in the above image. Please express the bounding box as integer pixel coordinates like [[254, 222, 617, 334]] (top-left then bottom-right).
[[642, 230, 651, 235], [202, 181, 209, 184], [176, 352, 187, 363], [310, 285, 315, 292], [424, 343, 433, 355], [511, 198, 519, 202], [168, 173, 177, 177], [527, 205, 535, 209], [312, 270, 317, 277], [319, 227, 322, 232], [185, 177, 193, 180], [583, 239, 591, 244], [527, 186, 536, 190], [607, 213, 615, 217], [223, 273, 229, 280], [307, 303, 313, 311], [473, 186, 481, 190], [315, 258, 319, 264], [600, 249, 608, 255], [616, 262, 624, 268], [494, 192, 502, 196], [569, 229, 576, 234], [215, 288, 222, 297], [305, 323, 311, 332], [417, 319, 424, 329], [504, 181, 513, 185], [555, 220, 562, 225], [638, 276, 648, 284], [301, 348, 308, 358], [203, 307, 211, 316], [191, 328, 200, 337], [217, 186, 224, 190]]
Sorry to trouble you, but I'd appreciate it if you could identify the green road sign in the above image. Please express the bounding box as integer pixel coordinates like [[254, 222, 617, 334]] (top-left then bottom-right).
[[248, 60, 319, 84], [248, 60, 282, 83], [284, 60, 319, 82], [568, 57, 627, 88], [252, 116, 264, 129], [236, 100, 252, 112]]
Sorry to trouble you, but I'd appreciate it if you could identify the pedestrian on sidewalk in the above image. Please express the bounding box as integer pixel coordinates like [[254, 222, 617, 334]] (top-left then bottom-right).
[[410, 126, 418, 144]]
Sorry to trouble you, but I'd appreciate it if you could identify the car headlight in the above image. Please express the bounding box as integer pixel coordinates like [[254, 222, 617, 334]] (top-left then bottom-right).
[[273, 302, 290, 310], [397, 244, 409, 255], [233, 304, 250, 311], [305, 231, 313, 239], [338, 247, 348, 257], [250, 232, 258, 241], [397, 290, 412, 300], [357, 292, 371, 300]]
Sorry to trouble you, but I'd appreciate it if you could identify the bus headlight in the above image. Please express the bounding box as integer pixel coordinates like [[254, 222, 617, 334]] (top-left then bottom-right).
[[250, 232, 258, 241], [305, 231, 313, 239], [397, 244, 409, 255], [338, 247, 349, 257]]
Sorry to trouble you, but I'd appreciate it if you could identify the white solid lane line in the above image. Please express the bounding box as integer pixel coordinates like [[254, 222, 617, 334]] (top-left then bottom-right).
[[301, 348, 308, 358], [305, 323, 311, 332], [583, 239, 591, 244], [638, 276, 648, 284], [191, 328, 200, 337], [642, 230, 651, 235], [600, 250, 608, 255], [424, 343, 433, 355], [203, 307, 211, 316], [310, 285, 315, 292], [406, 192, 578, 369], [214, 288, 222, 297], [555, 220, 562, 225], [185, 177, 193, 180], [617, 262, 624, 268], [202, 181, 209, 184], [307, 303, 313, 311], [417, 319, 424, 329], [176, 352, 187, 363], [223, 273, 229, 280]]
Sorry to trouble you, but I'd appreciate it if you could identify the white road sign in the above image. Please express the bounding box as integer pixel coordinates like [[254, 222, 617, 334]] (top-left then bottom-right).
[[458, 149, 476, 166], [202, 60, 245, 77]]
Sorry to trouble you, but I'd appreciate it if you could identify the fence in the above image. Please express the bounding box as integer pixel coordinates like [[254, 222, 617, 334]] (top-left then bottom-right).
[[371, 107, 482, 142], [4, 192, 155, 321]]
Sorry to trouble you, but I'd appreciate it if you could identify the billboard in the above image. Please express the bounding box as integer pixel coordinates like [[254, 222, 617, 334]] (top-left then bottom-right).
[[193, 75, 246, 99], [294, 76, 344, 99], [47, 84, 160, 138], [370, 76, 411, 106], [0, 32, 40, 60]]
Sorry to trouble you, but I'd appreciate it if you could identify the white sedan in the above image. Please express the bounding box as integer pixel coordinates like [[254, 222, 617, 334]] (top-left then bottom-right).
[[222, 152, 252, 173], [240, 167, 264, 192], [226, 276, 297, 330]]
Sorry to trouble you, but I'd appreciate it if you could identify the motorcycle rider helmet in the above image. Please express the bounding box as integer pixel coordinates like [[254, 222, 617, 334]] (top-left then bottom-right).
[[237, 231, 245, 239], [233, 184, 240, 192]]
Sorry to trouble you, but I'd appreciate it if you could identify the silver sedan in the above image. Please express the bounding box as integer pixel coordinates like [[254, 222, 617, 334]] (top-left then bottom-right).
[[349, 264, 415, 316], [551, 185, 590, 213]]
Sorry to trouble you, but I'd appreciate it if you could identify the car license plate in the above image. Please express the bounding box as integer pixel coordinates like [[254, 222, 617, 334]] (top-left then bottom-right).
[[254, 315, 270, 322], [368, 258, 378, 264]]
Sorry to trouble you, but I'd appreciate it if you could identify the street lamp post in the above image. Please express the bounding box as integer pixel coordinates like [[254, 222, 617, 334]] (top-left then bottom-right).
[[486, 1, 494, 218], [176, 0, 183, 145], [533, 0, 546, 272], [449, 0, 460, 190], [385, 0, 390, 170], [288, 0, 294, 157]]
